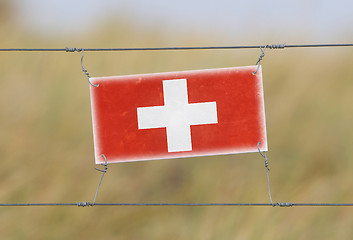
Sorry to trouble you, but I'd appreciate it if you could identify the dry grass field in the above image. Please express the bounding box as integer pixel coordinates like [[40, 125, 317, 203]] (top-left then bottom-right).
[[1, 7, 353, 240]]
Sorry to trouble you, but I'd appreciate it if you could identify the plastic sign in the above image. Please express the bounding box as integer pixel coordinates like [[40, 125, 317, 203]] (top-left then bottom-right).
[[90, 66, 267, 164]]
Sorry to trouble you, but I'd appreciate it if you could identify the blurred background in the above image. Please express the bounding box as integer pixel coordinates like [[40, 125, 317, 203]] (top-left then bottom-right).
[[1, 0, 353, 239]]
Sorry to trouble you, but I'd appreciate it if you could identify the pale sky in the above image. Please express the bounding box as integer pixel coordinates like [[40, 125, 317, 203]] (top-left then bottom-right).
[[11, 0, 353, 42]]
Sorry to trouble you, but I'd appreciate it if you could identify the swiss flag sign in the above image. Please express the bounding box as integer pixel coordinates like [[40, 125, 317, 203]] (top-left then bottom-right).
[[90, 66, 267, 164]]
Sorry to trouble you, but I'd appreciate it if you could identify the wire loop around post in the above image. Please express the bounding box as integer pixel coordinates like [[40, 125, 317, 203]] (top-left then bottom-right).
[[80, 49, 99, 87]]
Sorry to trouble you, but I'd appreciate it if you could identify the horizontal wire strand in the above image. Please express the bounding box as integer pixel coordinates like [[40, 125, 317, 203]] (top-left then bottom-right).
[[0, 43, 353, 52], [1, 202, 353, 207]]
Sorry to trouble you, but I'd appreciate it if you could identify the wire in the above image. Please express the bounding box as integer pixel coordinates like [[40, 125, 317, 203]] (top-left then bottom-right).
[[1, 202, 353, 207], [92, 154, 108, 205], [0, 43, 353, 52], [1, 43, 352, 208], [0, 203, 77, 206]]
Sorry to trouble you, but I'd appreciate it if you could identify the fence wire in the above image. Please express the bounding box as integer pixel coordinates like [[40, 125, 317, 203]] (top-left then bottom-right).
[[1, 42, 353, 207], [1, 202, 353, 207], [0, 43, 353, 52]]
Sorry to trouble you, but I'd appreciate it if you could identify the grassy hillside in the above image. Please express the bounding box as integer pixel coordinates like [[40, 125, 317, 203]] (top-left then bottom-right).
[[1, 14, 353, 240]]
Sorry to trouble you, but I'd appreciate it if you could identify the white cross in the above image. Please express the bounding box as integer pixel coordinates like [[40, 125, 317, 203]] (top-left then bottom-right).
[[137, 79, 218, 152]]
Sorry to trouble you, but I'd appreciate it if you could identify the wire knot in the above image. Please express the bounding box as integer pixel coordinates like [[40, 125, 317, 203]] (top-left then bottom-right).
[[80, 49, 99, 87], [76, 202, 93, 207], [65, 47, 82, 52], [95, 154, 108, 173], [264, 159, 269, 169], [274, 202, 294, 207], [266, 43, 286, 49], [257, 142, 270, 171], [252, 46, 267, 75], [252, 43, 286, 75]]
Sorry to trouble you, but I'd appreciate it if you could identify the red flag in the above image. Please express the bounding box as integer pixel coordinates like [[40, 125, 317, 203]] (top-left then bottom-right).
[[90, 66, 267, 164]]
